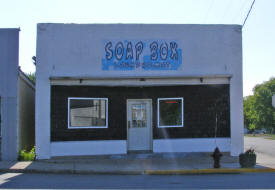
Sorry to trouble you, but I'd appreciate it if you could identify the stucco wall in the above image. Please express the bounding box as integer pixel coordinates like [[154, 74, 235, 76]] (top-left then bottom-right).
[[36, 24, 242, 78], [18, 71, 35, 152], [36, 24, 243, 158], [0, 29, 19, 160]]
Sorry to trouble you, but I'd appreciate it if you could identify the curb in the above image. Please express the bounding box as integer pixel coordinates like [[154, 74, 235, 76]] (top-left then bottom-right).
[[0, 168, 144, 175], [1, 167, 275, 175], [144, 168, 275, 175]]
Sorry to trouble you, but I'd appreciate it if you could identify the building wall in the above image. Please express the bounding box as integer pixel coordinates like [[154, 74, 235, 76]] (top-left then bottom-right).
[[36, 24, 243, 159], [0, 29, 19, 160], [51, 85, 230, 141], [18, 70, 35, 152]]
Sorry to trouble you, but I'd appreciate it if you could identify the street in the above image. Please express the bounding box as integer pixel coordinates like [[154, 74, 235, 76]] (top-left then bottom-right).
[[1, 172, 275, 189], [244, 136, 275, 157]]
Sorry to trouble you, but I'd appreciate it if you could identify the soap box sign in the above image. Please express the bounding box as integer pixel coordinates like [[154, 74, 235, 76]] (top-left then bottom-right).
[[102, 40, 182, 71]]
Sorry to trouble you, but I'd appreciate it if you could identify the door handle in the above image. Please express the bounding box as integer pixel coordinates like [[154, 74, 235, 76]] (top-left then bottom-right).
[[128, 121, 130, 129]]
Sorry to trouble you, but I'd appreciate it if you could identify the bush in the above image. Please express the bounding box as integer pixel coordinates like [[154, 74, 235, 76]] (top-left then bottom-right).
[[18, 146, 35, 161]]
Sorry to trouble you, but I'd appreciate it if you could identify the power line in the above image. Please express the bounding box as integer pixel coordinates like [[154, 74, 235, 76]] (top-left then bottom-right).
[[242, 0, 256, 28]]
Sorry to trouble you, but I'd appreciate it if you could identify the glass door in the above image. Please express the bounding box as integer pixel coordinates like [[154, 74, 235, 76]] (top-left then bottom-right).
[[127, 99, 152, 151]]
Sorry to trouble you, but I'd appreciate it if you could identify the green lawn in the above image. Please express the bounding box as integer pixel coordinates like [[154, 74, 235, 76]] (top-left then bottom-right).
[[245, 134, 275, 140]]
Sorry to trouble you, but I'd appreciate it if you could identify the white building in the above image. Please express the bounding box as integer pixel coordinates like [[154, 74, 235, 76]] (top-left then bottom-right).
[[0, 28, 35, 160], [36, 24, 244, 159]]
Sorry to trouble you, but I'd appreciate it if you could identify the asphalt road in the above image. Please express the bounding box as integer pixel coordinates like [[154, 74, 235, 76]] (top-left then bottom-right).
[[1, 172, 275, 189], [244, 136, 275, 157]]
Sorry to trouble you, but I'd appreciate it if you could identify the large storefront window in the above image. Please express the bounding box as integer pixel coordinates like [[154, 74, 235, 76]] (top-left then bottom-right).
[[157, 98, 184, 128], [68, 98, 108, 129]]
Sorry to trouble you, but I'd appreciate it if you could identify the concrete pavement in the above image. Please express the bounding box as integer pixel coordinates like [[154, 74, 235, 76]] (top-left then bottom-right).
[[0, 152, 275, 175], [244, 136, 275, 169], [245, 136, 275, 157]]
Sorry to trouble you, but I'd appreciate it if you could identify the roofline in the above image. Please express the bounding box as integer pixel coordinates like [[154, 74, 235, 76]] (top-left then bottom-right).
[[37, 23, 242, 27], [18, 67, 35, 90], [0, 28, 20, 31]]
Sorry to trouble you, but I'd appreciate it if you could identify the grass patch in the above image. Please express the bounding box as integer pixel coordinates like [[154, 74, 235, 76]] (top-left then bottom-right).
[[245, 134, 275, 140], [245, 134, 263, 137], [264, 134, 275, 140], [18, 146, 35, 161]]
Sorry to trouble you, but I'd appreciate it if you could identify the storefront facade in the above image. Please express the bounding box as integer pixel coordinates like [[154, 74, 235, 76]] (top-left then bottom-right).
[[36, 24, 244, 159]]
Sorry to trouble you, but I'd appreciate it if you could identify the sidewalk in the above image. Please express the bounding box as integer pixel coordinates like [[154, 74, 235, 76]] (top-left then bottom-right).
[[0, 152, 275, 175]]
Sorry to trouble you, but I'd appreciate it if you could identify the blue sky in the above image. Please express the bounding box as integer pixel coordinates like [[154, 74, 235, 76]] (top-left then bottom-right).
[[0, 0, 274, 97]]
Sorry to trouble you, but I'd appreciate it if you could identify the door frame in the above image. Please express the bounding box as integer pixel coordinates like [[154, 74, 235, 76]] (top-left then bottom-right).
[[126, 99, 153, 152]]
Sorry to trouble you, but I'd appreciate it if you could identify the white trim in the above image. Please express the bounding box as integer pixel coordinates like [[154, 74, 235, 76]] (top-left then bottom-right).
[[50, 77, 230, 86], [68, 97, 108, 129], [51, 140, 127, 156], [153, 138, 231, 153], [157, 97, 184, 128], [50, 74, 232, 80]]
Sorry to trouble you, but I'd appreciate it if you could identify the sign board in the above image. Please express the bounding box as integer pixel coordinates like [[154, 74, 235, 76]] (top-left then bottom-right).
[[272, 94, 275, 107], [102, 40, 182, 71], [36, 24, 242, 78]]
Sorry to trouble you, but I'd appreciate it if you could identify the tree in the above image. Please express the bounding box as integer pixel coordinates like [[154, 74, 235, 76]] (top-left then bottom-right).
[[26, 72, 35, 83], [243, 95, 258, 131], [243, 77, 275, 133]]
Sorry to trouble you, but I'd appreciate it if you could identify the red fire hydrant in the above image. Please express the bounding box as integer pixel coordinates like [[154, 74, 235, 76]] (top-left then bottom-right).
[[211, 147, 223, 168]]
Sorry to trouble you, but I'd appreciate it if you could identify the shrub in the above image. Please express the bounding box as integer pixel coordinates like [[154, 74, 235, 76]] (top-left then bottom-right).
[[18, 146, 35, 161]]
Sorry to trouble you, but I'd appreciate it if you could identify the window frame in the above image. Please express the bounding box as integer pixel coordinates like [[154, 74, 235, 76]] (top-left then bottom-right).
[[68, 97, 108, 129], [157, 97, 184, 128]]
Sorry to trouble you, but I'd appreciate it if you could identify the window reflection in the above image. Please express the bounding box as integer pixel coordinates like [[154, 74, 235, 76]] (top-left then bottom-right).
[[158, 98, 183, 127], [131, 104, 146, 128], [69, 98, 107, 128]]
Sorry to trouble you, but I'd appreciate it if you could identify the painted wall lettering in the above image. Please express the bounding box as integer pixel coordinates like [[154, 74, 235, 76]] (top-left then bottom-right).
[[105, 42, 113, 60], [102, 40, 182, 71]]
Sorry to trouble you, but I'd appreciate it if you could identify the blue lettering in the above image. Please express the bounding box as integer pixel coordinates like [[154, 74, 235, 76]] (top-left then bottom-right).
[[115, 42, 124, 60], [135, 41, 143, 60], [160, 42, 168, 60], [170, 42, 178, 60], [105, 42, 113, 60], [102, 40, 182, 71], [126, 42, 133, 60], [150, 41, 158, 60]]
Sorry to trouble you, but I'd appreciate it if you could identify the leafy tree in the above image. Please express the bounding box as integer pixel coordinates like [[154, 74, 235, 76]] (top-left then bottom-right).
[[26, 72, 35, 83], [243, 95, 258, 131], [244, 77, 275, 133]]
